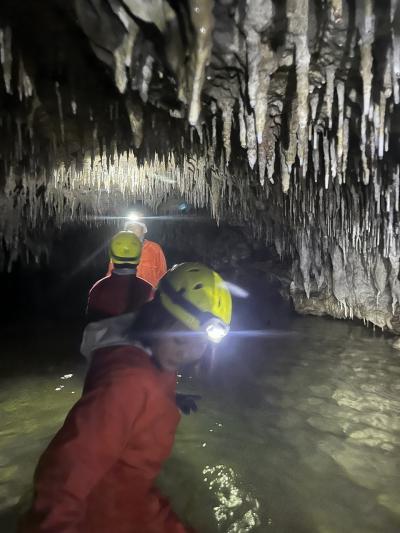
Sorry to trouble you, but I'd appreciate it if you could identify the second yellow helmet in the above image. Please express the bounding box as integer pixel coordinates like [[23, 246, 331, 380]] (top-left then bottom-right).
[[110, 231, 142, 265]]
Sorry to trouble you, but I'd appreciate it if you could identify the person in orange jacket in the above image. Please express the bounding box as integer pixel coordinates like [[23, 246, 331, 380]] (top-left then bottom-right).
[[87, 231, 152, 322], [107, 221, 167, 289], [19, 263, 233, 533]]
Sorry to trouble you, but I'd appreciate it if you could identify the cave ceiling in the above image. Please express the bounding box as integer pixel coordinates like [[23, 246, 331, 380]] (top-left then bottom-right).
[[1, 0, 400, 330]]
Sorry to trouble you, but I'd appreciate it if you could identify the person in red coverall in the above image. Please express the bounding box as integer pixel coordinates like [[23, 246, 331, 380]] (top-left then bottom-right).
[[19, 262, 233, 533], [87, 230, 152, 322], [107, 221, 167, 289]]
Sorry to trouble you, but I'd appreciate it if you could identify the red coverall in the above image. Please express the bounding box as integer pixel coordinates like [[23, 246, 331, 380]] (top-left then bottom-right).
[[87, 271, 152, 321], [107, 240, 167, 288], [19, 345, 195, 533]]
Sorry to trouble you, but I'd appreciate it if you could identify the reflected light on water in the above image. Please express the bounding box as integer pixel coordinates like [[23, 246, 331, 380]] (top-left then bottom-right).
[[202, 464, 263, 532], [229, 329, 298, 338]]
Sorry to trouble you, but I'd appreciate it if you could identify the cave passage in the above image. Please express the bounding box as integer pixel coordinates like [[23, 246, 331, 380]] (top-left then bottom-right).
[[1, 0, 400, 531], [1, 222, 399, 533]]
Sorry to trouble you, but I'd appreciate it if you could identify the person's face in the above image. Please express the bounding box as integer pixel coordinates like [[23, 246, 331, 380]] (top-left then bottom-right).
[[152, 323, 209, 372], [126, 223, 145, 240]]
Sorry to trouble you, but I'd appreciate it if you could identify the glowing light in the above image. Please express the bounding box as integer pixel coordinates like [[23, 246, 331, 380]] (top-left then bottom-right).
[[146, 327, 294, 341], [206, 322, 228, 343], [89, 214, 210, 223], [127, 211, 141, 222], [229, 329, 297, 338], [222, 281, 249, 298]]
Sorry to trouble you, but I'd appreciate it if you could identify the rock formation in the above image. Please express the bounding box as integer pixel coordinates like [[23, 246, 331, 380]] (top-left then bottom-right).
[[1, 0, 400, 330]]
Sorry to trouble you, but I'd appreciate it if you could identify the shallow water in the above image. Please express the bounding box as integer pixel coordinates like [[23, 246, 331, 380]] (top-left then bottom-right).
[[1, 314, 400, 532]]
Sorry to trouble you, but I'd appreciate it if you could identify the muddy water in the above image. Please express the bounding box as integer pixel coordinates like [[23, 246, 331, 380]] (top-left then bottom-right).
[[1, 315, 400, 532]]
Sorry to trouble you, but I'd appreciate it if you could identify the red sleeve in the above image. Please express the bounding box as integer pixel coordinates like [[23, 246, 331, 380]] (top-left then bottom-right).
[[23, 372, 146, 533]]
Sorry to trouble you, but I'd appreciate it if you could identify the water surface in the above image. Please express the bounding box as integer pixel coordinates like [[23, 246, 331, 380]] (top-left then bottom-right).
[[1, 314, 400, 532]]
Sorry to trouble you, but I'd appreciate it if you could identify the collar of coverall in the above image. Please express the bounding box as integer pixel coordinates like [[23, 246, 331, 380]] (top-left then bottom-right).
[[112, 267, 137, 275]]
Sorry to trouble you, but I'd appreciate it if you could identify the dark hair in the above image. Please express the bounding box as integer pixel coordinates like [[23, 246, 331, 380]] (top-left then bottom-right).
[[128, 293, 178, 347]]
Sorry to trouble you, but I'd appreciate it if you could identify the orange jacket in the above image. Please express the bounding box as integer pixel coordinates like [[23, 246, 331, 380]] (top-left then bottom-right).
[[108, 240, 167, 288], [19, 345, 195, 533]]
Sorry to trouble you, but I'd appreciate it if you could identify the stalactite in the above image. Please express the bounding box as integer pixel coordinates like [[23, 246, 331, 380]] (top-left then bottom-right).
[[54, 82, 65, 143], [188, 0, 214, 126], [139, 55, 154, 103], [18, 57, 33, 100], [287, 0, 310, 169], [325, 66, 336, 130], [391, 0, 400, 104], [245, 108, 257, 170], [330, 138, 337, 180], [336, 80, 345, 181], [220, 100, 233, 165], [125, 100, 143, 149], [360, 114, 370, 185], [323, 133, 330, 189], [210, 101, 217, 156], [243, 0, 275, 144], [238, 97, 247, 149], [356, 0, 374, 117], [394, 165, 399, 212], [112, 9, 138, 94], [312, 129, 320, 181], [0, 26, 12, 94], [1, 0, 400, 333], [259, 116, 276, 186]]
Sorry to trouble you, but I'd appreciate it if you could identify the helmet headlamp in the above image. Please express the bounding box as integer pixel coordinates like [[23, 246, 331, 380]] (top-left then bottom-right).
[[203, 318, 230, 343], [159, 277, 230, 344]]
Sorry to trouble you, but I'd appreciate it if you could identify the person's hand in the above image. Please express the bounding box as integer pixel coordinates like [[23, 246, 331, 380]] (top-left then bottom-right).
[[175, 393, 202, 415]]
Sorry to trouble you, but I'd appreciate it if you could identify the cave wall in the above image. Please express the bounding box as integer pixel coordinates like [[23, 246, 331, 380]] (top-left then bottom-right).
[[1, 1, 400, 331]]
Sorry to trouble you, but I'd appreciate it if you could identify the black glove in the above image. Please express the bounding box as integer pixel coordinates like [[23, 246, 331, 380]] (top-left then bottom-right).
[[175, 393, 202, 415]]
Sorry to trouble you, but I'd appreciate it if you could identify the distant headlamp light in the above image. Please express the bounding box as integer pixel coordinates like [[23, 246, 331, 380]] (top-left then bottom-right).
[[127, 212, 140, 222], [202, 319, 230, 343]]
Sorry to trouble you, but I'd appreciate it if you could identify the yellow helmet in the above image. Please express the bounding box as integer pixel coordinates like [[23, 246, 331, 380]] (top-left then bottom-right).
[[159, 263, 232, 343], [110, 231, 142, 265]]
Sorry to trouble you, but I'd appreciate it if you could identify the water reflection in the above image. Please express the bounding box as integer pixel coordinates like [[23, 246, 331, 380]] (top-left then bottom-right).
[[1, 315, 400, 532], [203, 464, 261, 532]]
